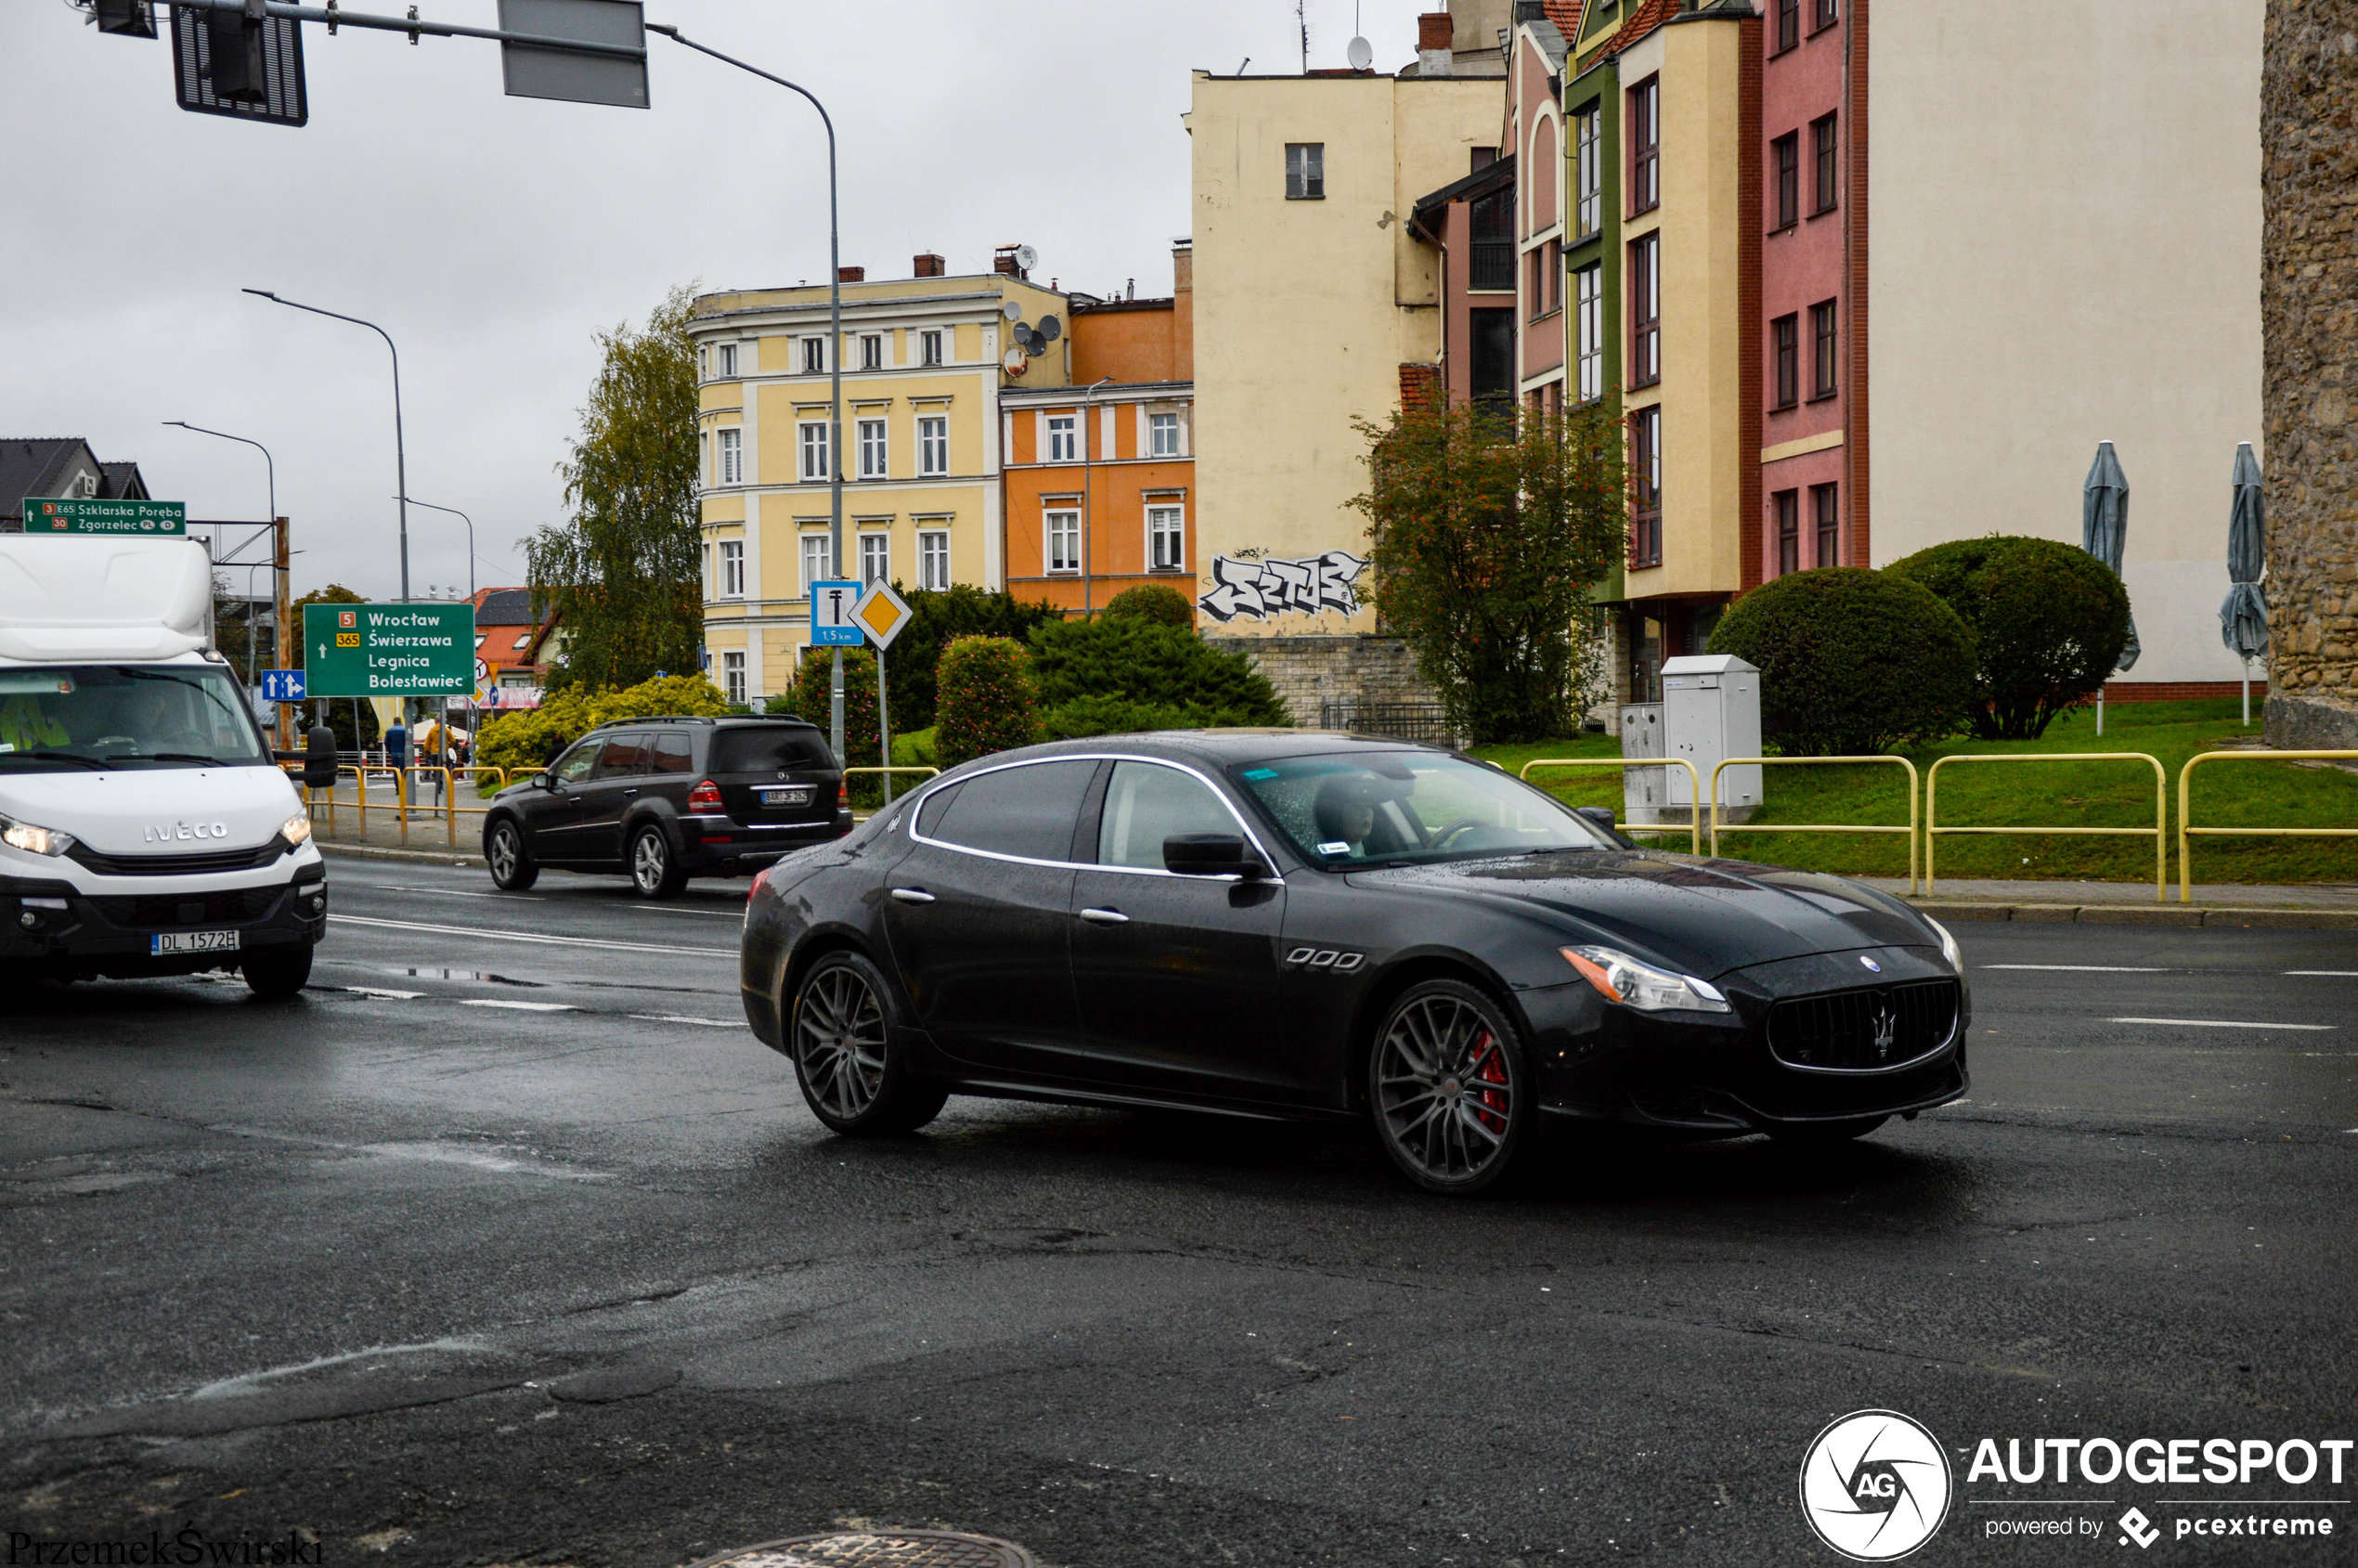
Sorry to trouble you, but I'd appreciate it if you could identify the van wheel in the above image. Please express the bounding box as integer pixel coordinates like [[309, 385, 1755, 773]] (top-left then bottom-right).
[[486, 819, 538, 891], [242, 945, 313, 1000], [630, 823, 687, 900]]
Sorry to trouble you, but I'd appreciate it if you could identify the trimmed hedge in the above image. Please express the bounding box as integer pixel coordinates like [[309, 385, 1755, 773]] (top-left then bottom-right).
[[1028, 617, 1290, 737], [473, 672, 731, 779], [937, 635, 1042, 768], [1100, 584, 1195, 628], [884, 585, 1063, 732], [1706, 568, 1975, 755], [771, 646, 881, 796], [1885, 535, 2132, 740]]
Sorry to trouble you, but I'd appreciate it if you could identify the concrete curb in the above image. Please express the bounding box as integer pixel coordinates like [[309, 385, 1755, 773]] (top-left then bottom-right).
[[319, 842, 486, 870], [1910, 898, 2358, 931]]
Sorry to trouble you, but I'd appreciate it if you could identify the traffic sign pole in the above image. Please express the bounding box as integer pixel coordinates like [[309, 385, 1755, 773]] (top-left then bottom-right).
[[850, 581, 912, 806]]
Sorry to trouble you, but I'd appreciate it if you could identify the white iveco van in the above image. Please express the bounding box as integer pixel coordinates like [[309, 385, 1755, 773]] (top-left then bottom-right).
[[0, 534, 325, 996]]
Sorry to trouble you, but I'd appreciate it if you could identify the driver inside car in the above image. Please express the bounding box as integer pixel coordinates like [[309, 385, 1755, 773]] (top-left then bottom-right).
[[1312, 773, 1422, 858]]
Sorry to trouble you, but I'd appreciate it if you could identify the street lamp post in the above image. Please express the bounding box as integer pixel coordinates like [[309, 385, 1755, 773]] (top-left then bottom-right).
[[645, 22, 845, 764], [162, 419, 280, 695], [1079, 377, 1112, 618], [397, 495, 475, 602]]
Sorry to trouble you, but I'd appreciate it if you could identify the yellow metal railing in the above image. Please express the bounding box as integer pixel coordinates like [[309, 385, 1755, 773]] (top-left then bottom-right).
[[1520, 758, 1703, 854], [1709, 756, 1922, 895], [2177, 749, 2358, 903], [1925, 752, 2169, 901]]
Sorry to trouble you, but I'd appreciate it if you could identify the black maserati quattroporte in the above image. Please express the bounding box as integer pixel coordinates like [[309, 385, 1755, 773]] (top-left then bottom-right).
[[739, 732, 1969, 1194]]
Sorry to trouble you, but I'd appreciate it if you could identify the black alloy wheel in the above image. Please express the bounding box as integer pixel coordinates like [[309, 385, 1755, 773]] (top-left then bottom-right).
[[241, 944, 314, 1000], [1768, 1115, 1888, 1146], [486, 819, 538, 891], [1369, 979, 1535, 1195], [789, 951, 948, 1135], [629, 823, 686, 900]]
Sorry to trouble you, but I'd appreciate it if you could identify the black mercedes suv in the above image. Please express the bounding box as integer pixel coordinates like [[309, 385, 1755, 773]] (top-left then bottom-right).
[[482, 716, 849, 898]]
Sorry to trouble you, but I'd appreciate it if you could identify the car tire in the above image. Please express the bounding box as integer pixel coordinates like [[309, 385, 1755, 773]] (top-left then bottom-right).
[[486, 819, 538, 891], [629, 823, 687, 900], [241, 945, 313, 1000], [1768, 1115, 1888, 1146], [788, 950, 948, 1136], [1367, 978, 1535, 1196]]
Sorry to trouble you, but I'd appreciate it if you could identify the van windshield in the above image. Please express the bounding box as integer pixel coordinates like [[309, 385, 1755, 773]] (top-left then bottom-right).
[[0, 665, 272, 771]]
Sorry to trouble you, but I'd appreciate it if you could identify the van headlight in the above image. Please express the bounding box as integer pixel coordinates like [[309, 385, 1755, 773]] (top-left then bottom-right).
[[0, 817, 77, 857], [281, 811, 314, 848], [1924, 915, 1963, 974], [1561, 944, 1732, 1014]]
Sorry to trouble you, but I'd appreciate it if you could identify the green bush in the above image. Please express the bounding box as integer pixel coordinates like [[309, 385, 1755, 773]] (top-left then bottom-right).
[[771, 647, 884, 799], [884, 584, 1063, 732], [1100, 584, 1195, 628], [1885, 536, 2131, 740], [937, 636, 1042, 768], [473, 672, 731, 780], [1706, 568, 1975, 755], [1028, 617, 1290, 734]]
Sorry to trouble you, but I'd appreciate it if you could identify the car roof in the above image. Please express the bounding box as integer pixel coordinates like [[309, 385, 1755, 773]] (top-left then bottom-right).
[[583, 714, 823, 733], [969, 729, 1454, 771]]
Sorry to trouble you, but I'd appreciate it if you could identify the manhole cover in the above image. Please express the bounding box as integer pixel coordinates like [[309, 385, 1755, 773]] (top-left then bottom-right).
[[688, 1532, 1036, 1568]]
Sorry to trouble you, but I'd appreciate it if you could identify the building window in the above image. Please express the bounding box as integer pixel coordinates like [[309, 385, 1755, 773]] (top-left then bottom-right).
[[918, 528, 951, 591], [921, 330, 943, 366], [1775, 0, 1798, 52], [1046, 414, 1078, 463], [1812, 113, 1839, 214], [800, 338, 823, 375], [1811, 299, 1838, 397], [719, 539, 745, 599], [1775, 491, 1800, 576], [721, 651, 745, 706], [1813, 483, 1840, 565], [918, 415, 949, 476], [719, 427, 743, 486], [1626, 77, 1659, 216], [1629, 406, 1662, 568], [1529, 248, 1548, 322], [1285, 142, 1324, 200], [1147, 505, 1185, 572], [798, 421, 830, 481], [1045, 509, 1081, 573], [1574, 105, 1601, 239], [1149, 411, 1180, 458], [1772, 314, 1799, 408], [697, 345, 709, 379], [858, 418, 887, 479], [861, 334, 882, 370], [718, 343, 737, 379], [1471, 307, 1515, 411], [1628, 232, 1661, 387], [859, 532, 889, 586], [1575, 264, 1603, 402], [1470, 188, 1515, 291], [800, 534, 832, 597], [1772, 132, 1799, 228], [1814, 0, 1838, 29]]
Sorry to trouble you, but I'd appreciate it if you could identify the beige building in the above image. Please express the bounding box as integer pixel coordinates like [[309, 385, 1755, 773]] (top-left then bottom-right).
[[1185, 0, 1509, 638]]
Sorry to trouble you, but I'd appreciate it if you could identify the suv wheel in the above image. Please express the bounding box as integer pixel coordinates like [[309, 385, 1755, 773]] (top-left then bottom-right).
[[486, 819, 538, 891], [630, 823, 687, 900]]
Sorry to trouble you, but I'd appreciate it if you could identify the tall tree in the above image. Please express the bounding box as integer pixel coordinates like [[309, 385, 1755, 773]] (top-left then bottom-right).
[[1350, 400, 1626, 745], [527, 283, 703, 691]]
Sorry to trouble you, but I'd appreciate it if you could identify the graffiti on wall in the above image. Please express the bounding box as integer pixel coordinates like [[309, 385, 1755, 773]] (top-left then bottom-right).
[[1197, 550, 1368, 623]]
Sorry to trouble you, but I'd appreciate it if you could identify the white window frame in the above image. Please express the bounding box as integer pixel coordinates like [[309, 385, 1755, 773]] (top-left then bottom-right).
[[1286, 141, 1325, 200], [798, 421, 831, 482], [698, 344, 709, 379], [719, 538, 745, 599], [801, 337, 825, 374], [718, 427, 743, 486], [858, 417, 888, 479], [1045, 509, 1081, 574], [1148, 411, 1180, 458], [861, 334, 883, 370], [1147, 504, 1185, 573], [918, 528, 951, 591], [858, 532, 890, 587], [717, 342, 738, 379], [917, 415, 949, 476], [1046, 414, 1078, 463], [921, 330, 943, 367], [721, 651, 745, 705], [1574, 107, 1601, 240], [800, 534, 833, 598], [1575, 264, 1604, 402]]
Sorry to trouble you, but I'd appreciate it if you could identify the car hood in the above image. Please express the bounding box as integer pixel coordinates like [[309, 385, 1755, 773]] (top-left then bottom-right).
[[1347, 850, 1933, 978], [0, 765, 301, 858]]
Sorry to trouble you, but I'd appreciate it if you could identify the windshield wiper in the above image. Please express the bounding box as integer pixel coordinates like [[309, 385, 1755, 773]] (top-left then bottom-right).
[[144, 752, 233, 766], [0, 750, 114, 770]]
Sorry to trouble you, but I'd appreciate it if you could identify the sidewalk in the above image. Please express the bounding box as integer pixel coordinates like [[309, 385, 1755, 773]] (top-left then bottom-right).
[[1859, 875, 2358, 929], [304, 778, 493, 866]]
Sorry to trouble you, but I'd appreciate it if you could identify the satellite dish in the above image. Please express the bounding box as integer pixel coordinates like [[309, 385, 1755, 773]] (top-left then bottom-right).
[[1002, 299, 1024, 323], [1016, 244, 1039, 273], [1026, 328, 1050, 356], [1038, 315, 1062, 343], [1346, 35, 1373, 70], [1003, 346, 1028, 376]]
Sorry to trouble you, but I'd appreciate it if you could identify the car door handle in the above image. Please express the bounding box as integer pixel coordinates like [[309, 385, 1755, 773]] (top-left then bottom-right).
[[622, 788, 639, 797], [1078, 907, 1129, 926], [889, 888, 937, 904]]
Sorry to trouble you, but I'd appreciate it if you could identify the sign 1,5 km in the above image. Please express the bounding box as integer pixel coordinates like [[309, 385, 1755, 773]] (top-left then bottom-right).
[[302, 603, 475, 698]]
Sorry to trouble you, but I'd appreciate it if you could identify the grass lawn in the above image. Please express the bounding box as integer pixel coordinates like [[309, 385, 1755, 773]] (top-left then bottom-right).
[[1473, 698, 2358, 888]]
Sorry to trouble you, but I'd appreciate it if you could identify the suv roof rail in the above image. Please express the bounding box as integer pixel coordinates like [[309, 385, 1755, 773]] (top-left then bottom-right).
[[586, 713, 820, 730]]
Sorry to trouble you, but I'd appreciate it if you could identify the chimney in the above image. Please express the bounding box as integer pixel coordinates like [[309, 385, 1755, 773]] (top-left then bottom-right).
[[1418, 11, 1454, 74], [837, 266, 864, 282], [1172, 238, 1194, 383], [913, 253, 946, 278]]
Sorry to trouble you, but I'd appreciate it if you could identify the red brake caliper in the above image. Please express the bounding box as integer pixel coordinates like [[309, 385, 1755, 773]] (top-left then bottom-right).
[[1471, 1030, 1509, 1133]]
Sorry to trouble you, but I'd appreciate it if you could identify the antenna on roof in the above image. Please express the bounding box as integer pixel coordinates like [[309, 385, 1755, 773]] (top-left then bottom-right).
[[1297, 0, 1308, 72]]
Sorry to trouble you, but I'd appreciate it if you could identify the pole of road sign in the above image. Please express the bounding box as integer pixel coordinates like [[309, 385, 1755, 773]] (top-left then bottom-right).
[[645, 22, 845, 766], [876, 646, 892, 807]]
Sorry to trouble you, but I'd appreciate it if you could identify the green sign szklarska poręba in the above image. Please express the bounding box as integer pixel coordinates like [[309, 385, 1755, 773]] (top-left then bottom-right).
[[20, 499, 187, 535], [302, 603, 475, 697]]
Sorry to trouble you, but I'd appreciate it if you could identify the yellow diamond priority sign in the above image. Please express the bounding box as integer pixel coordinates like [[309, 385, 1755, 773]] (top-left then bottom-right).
[[852, 579, 912, 651]]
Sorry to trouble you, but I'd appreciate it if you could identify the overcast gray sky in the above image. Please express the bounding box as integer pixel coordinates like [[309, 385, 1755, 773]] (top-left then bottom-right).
[[2, 1, 1430, 602]]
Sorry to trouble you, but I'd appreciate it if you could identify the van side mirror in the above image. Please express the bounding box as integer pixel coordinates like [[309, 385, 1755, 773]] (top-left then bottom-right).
[[1164, 833, 1270, 880]]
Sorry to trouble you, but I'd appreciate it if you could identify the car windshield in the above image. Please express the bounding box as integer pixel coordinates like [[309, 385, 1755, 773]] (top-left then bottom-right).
[[0, 665, 272, 771], [1230, 750, 1614, 868]]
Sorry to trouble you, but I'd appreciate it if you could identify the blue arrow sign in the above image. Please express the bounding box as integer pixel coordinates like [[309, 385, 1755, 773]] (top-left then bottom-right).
[[259, 668, 306, 703]]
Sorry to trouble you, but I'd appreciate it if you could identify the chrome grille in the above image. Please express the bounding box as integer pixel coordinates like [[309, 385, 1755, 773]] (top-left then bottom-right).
[[1767, 978, 1960, 1071]]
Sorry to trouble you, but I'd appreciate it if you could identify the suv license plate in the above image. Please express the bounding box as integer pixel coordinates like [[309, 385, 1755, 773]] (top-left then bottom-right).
[[152, 929, 240, 956], [760, 787, 812, 808]]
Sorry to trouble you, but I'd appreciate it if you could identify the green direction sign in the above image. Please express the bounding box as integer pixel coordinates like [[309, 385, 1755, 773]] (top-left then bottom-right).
[[302, 603, 475, 698], [20, 499, 186, 536]]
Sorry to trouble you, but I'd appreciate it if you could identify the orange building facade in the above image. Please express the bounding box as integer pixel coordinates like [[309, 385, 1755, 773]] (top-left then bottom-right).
[[1001, 244, 1195, 619]]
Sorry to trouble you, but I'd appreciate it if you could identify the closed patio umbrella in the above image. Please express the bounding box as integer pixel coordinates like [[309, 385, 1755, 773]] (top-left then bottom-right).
[[2082, 441, 2140, 734], [2219, 442, 2268, 727]]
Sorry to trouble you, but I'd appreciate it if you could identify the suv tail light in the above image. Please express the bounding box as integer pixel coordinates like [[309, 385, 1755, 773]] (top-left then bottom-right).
[[690, 778, 723, 810], [837, 779, 849, 808]]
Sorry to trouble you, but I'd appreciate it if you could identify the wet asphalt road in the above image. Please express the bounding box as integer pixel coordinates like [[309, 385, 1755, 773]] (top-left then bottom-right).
[[4, 857, 2355, 1567]]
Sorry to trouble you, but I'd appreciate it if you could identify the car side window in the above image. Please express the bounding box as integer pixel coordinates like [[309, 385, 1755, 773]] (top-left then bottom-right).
[[551, 741, 600, 785], [646, 730, 693, 775], [591, 732, 650, 780], [922, 759, 1098, 862], [1096, 761, 1238, 870]]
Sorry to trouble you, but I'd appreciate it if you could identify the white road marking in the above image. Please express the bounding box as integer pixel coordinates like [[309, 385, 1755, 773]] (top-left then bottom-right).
[[628, 1013, 747, 1028], [327, 913, 732, 956], [345, 986, 424, 1000], [632, 906, 745, 918], [363, 883, 544, 902], [1984, 965, 2168, 972], [459, 999, 576, 1013], [2287, 970, 2358, 977], [2109, 1017, 2335, 1031]]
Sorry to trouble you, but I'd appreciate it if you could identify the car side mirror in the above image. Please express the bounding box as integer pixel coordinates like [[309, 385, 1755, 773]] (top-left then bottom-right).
[[531, 772, 554, 790], [1163, 832, 1269, 880], [1574, 806, 1618, 834]]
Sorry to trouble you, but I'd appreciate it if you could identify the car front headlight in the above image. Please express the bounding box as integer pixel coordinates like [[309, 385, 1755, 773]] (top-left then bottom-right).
[[0, 817, 77, 857], [1561, 944, 1732, 1014], [1924, 915, 1963, 974], [281, 811, 314, 848]]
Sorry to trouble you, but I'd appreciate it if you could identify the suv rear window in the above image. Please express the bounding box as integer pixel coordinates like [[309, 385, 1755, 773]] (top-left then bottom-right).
[[709, 725, 836, 774]]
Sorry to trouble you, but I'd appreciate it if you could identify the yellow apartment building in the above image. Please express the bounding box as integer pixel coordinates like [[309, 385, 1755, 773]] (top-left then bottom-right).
[[691, 258, 1070, 703]]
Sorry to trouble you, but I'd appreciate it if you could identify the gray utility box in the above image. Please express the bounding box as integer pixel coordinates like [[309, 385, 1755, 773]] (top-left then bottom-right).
[[1662, 654, 1762, 823], [1618, 703, 1666, 821]]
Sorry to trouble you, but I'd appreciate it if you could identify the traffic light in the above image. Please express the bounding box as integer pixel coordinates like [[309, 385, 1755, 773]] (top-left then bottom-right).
[[93, 0, 159, 38], [168, 2, 307, 125]]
